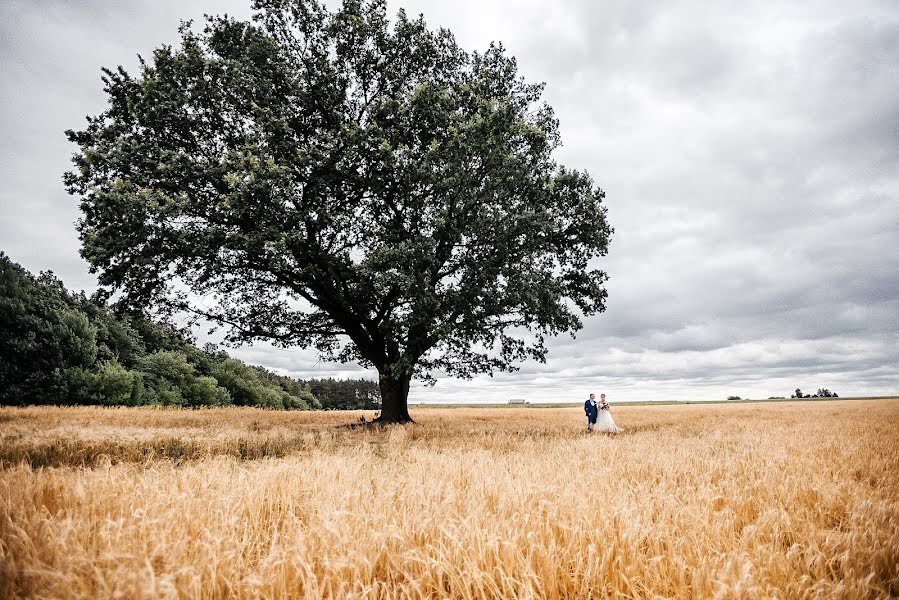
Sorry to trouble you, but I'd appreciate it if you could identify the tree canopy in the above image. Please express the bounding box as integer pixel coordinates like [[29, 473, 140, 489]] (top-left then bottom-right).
[[65, 0, 613, 422]]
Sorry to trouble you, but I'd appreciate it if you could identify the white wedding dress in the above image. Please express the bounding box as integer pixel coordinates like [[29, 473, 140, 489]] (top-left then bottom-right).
[[594, 406, 621, 433]]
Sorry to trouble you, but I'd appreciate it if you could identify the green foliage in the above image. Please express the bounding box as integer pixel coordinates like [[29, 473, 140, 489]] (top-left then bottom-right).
[[94, 360, 141, 406], [0, 252, 332, 409], [139, 351, 232, 407], [210, 358, 303, 409], [141, 351, 195, 385], [130, 371, 145, 405], [190, 375, 232, 407], [281, 389, 315, 410], [254, 367, 322, 409], [0, 254, 98, 403], [792, 387, 839, 399], [64, 0, 613, 421], [209, 358, 265, 407], [302, 378, 380, 410], [63, 367, 97, 405], [140, 351, 194, 406], [75, 297, 146, 366]]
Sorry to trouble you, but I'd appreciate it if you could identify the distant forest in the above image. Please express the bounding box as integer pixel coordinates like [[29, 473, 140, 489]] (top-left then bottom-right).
[[0, 253, 378, 410]]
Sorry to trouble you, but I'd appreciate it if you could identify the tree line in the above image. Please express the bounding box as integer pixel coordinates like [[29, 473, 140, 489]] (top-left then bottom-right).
[[0, 253, 378, 409], [791, 388, 838, 399]]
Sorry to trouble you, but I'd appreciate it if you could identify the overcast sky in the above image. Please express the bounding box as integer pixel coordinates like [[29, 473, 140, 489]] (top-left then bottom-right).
[[1, 0, 897, 402]]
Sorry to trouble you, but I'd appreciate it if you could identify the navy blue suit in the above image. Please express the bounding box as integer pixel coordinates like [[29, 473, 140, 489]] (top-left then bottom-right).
[[584, 399, 598, 423]]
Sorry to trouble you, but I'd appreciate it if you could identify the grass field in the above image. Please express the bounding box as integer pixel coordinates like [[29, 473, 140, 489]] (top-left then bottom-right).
[[1, 400, 898, 598]]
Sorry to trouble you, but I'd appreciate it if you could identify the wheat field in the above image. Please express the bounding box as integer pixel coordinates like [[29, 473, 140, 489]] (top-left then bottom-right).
[[1, 400, 897, 599]]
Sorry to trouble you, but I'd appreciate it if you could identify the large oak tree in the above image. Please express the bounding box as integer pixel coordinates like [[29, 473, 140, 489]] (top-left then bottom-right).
[[65, 0, 612, 423]]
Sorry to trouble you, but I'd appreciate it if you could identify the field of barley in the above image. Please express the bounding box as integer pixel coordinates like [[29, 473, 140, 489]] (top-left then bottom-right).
[[1, 400, 898, 599]]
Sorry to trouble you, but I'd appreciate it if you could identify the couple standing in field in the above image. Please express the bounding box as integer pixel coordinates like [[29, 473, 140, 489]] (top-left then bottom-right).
[[585, 393, 622, 433]]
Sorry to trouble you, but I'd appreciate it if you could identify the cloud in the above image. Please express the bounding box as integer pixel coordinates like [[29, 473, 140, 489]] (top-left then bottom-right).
[[1, 0, 896, 402]]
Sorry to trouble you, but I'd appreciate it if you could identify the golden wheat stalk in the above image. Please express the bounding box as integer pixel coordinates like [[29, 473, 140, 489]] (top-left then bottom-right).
[[1, 401, 897, 598]]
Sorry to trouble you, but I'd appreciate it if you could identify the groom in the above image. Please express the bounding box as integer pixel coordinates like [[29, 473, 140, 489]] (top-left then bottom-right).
[[584, 393, 598, 432]]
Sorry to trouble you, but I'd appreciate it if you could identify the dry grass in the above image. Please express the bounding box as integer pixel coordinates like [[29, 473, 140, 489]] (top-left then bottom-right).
[[1, 400, 898, 599]]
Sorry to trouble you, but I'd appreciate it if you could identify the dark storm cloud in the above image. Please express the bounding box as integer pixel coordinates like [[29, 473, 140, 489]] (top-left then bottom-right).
[[1, 0, 896, 402]]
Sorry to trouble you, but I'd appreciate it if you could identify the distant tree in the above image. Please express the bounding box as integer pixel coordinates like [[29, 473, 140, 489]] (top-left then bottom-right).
[[92, 360, 142, 406], [64, 0, 612, 422], [210, 358, 270, 407], [727, 395, 741, 401], [189, 375, 232, 407], [120, 312, 197, 360], [794, 388, 804, 399], [129, 372, 145, 405], [301, 377, 380, 410], [141, 351, 199, 406], [209, 358, 309, 409], [255, 367, 322, 409], [137, 350, 227, 406], [76, 298, 147, 367]]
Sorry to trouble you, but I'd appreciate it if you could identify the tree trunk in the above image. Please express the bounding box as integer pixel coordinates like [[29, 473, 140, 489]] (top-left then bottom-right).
[[375, 370, 413, 423]]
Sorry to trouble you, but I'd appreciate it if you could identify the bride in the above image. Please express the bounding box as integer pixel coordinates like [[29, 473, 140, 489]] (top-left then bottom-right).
[[594, 393, 622, 433]]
